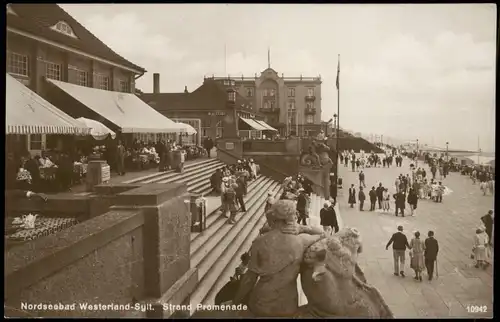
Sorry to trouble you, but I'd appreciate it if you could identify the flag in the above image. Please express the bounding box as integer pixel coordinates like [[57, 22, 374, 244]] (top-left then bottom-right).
[[336, 55, 340, 90]]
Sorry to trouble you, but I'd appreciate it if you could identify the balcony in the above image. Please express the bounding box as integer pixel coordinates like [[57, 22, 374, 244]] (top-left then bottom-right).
[[305, 95, 316, 101], [305, 107, 316, 114]]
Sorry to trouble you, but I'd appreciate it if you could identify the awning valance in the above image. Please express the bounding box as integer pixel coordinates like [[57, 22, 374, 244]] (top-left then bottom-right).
[[6, 74, 90, 135], [240, 118, 267, 131], [253, 119, 278, 132], [77, 117, 116, 140], [177, 122, 197, 135], [47, 79, 183, 134]]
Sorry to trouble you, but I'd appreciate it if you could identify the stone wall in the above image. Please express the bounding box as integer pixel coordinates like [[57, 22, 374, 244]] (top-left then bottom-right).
[[4, 183, 198, 318]]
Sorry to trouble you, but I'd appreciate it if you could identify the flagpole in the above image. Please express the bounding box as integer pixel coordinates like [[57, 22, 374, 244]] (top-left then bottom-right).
[[335, 54, 340, 197]]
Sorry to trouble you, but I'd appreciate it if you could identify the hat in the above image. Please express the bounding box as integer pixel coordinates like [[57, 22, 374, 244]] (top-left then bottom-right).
[[237, 160, 242, 163], [222, 177, 229, 182], [298, 188, 305, 192], [249, 159, 254, 162], [268, 191, 273, 196], [324, 202, 330, 208]]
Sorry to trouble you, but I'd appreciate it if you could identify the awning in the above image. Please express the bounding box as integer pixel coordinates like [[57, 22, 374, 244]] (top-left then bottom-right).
[[253, 119, 278, 132], [77, 117, 116, 140], [240, 118, 267, 131], [47, 79, 183, 134], [6, 74, 90, 135], [176, 122, 197, 135]]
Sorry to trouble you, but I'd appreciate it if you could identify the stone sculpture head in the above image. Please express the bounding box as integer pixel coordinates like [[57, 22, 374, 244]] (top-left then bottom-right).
[[266, 200, 299, 234]]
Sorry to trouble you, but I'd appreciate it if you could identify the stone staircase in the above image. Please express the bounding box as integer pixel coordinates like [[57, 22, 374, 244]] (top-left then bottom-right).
[[124, 158, 226, 195], [125, 158, 283, 316]]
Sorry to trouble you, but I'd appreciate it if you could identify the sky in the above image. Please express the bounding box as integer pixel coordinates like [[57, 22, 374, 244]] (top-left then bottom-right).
[[61, 4, 497, 152]]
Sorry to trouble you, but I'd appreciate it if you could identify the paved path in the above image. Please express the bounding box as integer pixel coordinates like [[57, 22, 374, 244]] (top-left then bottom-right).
[[337, 157, 493, 318]]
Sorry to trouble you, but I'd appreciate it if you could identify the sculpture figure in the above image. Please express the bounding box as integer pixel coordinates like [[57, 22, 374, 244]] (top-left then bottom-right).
[[299, 228, 394, 318], [300, 140, 333, 167]]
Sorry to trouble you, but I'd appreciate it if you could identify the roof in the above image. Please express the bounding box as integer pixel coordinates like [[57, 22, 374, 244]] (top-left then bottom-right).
[[140, 79, 260, 115], [46, 79, 184, 133], [7, 4, 145, 73], [6, 74, 90, 135]]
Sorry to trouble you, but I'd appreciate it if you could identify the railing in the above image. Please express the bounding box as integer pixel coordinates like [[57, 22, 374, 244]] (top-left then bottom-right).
[[305, 107, 316, 114], [260, 108, 280, 113], [305, 95, 316, 101], [204, 75, 322, 82]]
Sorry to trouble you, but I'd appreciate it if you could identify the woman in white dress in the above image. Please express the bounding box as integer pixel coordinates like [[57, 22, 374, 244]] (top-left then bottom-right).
[[473, 228, 490, 269]]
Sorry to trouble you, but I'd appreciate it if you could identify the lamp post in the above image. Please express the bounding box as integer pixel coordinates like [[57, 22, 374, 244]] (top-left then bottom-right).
[[446, 142, 449, 162]]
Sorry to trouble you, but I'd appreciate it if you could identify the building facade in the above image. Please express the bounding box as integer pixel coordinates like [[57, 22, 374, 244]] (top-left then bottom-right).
[[140, 74, 268, 141], [6, 4, 146, 154], [206, 67, 323, 137]]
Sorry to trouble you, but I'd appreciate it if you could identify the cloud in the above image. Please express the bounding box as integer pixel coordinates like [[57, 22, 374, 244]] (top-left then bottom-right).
[[83, 12, 187, 68]]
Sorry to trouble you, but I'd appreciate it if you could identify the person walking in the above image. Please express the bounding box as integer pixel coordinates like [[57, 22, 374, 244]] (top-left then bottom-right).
[[369, 186, 377, 211], [424, 231, 439, 281], [320, 202, 339, 235], [481, 210, 494, 247], [348, 184, 356, 208], [359, 171, 366, 188], [296, 188, 308, 225], [329, 173, 337, 205], [234, 178, 247, 213], [116, 140, 126, 176], [407, 187, 418, 216], [204, 136, 214, 158], [393, 190, 406, 217], [472, 228, 490, 269], [376, 183, 384, 209], [382, 188, 390, 212], [224, 183, 239, 225], [264, 191, 275, 213], [358, 187, 366, 211], [386, 225, 411, 277], [409, 231, 426, 281]]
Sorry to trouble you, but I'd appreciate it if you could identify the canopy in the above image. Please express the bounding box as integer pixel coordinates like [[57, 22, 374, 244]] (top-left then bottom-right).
[[253, 119, 278, 132], [177, 122, 197, 135], [240, 118, 267, 131], [47, 79, 184, 134], [6, 74, 90, 135], [77, 117, 116, 140]]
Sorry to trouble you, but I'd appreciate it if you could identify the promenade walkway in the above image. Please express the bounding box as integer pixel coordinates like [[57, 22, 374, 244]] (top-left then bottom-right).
[[337, 157, 493, 318]]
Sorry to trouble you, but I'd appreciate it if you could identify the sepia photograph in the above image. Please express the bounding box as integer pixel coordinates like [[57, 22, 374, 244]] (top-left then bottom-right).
[[4, 3, 495, 318]]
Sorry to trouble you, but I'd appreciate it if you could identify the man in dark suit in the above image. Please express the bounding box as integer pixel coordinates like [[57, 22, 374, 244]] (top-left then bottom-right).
[[393, 190, 406, 217], [424, 231, 439, 281], [376, 183, 384, 209], [481, 210, 494, 246]]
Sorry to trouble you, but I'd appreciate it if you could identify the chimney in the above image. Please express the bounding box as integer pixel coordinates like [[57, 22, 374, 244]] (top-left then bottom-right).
[[153, 73, 160, 94], [184, 86, 188, 94]]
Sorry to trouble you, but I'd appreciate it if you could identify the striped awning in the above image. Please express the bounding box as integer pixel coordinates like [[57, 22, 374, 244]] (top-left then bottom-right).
[[253, 119, 278, 132], [47, 79, 182, 134], [6, 74, 90, 135], [240, 118, 267, 131]]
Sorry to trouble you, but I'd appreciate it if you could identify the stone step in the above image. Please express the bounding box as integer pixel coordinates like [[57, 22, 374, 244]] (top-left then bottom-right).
[[123, 158, 220, 184]]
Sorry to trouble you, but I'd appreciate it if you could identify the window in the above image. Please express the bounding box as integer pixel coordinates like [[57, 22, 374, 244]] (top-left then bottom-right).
[[307, 88, 315, 97], [269, 101, 275, 109], [306, 102, 314, 110], [29, 134, 42, 150], [306, 115, 314, 124], [52, 21, 77, 38], [263, 101, 269, 109], [46, 62, 61, 80], [6, 51, 29, 76], [249, 102, 253, 109], [201, 127, 210, 137], [288, 88, 295, 97], [270, 89, 276, 97], [95, 73, 110, 90], [287, 101, 295, 110], [262, 89, 268, 97], [216, 120, 224, 138], [246, 87, 254, 97], [75, 69, 89, 87], [119, 79, 130, 93]]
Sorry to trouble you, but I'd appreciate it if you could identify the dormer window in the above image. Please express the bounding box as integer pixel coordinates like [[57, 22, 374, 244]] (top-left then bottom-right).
[[7, 4, 17, 15], [51, 21, 77, 38]]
